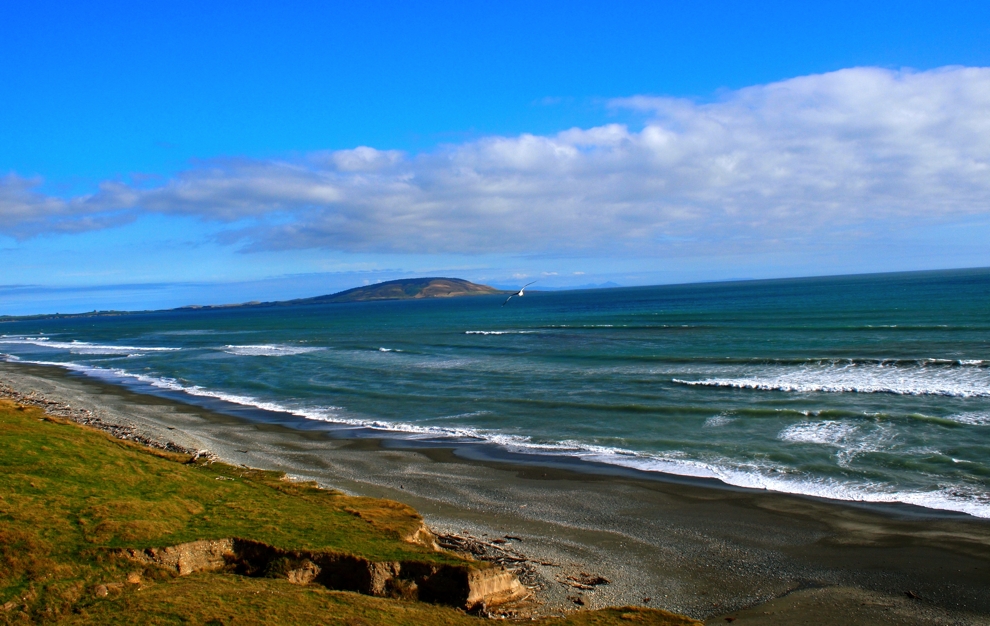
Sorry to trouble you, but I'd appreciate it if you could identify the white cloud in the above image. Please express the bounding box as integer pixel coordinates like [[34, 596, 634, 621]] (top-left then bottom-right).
[[0, 175, 135, 238], [3, 66, 989, 258]]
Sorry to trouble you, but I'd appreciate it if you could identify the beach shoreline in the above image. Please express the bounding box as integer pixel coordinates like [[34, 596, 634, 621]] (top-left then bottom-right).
[[2, 359, 989, 624]]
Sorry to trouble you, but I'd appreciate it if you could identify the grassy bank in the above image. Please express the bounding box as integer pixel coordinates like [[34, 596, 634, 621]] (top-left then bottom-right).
[[0, 399, 698, 625]]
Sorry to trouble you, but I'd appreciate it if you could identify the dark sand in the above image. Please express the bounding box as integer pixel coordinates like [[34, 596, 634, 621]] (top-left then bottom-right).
[[2, 360, 989, 624]]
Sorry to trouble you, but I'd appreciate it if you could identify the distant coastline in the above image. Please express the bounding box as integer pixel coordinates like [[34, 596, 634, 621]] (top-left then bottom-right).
[[0, 277, 505, 322], [7, 265, 990, 322]]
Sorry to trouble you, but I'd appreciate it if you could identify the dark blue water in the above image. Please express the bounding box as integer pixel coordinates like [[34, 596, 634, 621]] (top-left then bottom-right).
[[3, 268, 989, 517]]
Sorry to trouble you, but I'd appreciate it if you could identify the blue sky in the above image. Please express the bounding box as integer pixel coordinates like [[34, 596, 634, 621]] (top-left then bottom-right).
[[2, 1, 990, 314]]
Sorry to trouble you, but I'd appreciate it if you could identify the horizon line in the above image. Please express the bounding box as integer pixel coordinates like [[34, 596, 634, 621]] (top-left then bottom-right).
[[2, 265, 988, 320]]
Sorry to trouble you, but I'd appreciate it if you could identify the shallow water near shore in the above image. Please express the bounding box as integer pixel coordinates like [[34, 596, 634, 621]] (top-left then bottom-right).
[[2, 268, 989, 518]]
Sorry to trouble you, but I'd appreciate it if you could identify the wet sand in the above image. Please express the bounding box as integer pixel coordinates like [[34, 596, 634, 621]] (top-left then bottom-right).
[[2, 360, 989, 624]]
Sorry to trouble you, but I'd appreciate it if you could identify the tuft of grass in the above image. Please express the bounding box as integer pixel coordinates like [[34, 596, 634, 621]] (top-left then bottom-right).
[[0, 400, 699, 625]]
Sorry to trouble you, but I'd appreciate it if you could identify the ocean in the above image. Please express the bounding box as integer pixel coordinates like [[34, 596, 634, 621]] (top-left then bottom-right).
[[2, 268, 989, 518]]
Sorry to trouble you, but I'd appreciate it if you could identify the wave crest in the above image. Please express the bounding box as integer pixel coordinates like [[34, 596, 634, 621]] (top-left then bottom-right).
[[673, 360, 990, 398], [222, 344, 322, 357], [0, 336, 178, 355]]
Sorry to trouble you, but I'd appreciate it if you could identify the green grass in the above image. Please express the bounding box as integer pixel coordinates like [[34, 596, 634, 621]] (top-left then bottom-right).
[[0, 400, 698, 625]]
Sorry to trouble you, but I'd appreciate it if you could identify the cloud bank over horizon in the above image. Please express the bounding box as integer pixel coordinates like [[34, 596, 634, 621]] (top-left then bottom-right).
[[4, 66, 990, 261]]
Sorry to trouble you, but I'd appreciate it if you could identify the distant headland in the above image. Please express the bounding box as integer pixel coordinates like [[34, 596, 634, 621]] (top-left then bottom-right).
[[182, 277, 504, 309], [0, 278, 506, 321]]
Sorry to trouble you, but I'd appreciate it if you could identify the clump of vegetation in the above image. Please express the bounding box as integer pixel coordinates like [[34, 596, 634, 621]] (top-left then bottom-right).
[[0, 400, 698, 625]]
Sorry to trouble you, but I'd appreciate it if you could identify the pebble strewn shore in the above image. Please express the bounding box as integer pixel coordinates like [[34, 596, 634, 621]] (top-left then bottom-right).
[[0, 374, 566, 618], [0, 380, 212, 459], [0, 369, 620, 617]]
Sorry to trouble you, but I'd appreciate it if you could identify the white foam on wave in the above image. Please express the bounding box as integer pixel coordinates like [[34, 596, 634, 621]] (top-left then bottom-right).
[[778, 420, 894, 466], [779, 420, 859, 446], [464, 330, 536, 335], [707, 465, 990, 518], [422, 410, 494, 421], [10, 358, 344, 420], [703, 413, 734, 428], [7, 356, 989, 520], [578, 449, 990, 518], [222, 345, 322, 357], [413, 358, 471, 370], [945, 412, 990, 426], [673, 360, 990, 398], [378, 347, 403, 353], [0, 336, 179, 355]]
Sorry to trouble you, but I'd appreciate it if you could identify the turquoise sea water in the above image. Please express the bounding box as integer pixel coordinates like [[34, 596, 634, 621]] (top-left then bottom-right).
[[3, 269, 989, 517]]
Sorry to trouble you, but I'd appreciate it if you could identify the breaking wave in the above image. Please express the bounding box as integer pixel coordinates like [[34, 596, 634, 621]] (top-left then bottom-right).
[[0, 336, 179, 356], [221, 344, 322, 357], [674, 360, 990, 398], [777, 420, 895, 466], [945, 412, 990, 426]]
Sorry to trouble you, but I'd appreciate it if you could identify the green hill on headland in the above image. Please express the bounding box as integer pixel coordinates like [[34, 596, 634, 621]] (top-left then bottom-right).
[[180, 277, 503, 310], [303, 277, 503, 304], [0, 278, 506, 321], [175, 277, 503, 310]]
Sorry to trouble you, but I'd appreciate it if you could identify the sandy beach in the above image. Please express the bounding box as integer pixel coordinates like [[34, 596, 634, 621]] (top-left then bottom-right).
[[2, 359, 989, 624]]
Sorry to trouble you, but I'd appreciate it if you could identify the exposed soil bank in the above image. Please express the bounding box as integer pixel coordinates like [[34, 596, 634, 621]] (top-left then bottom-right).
[[2, 361, 989, 623], [116, 538, 527, 610]]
